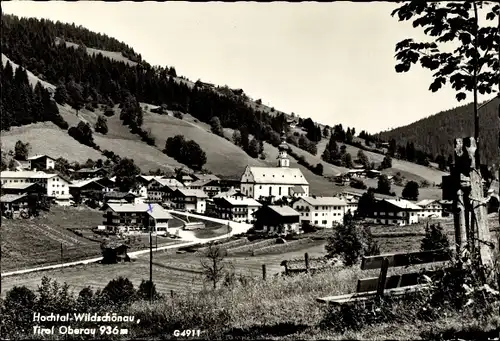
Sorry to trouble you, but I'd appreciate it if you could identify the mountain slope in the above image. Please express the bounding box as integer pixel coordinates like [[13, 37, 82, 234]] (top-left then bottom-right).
[[375, 98, 500, 164]]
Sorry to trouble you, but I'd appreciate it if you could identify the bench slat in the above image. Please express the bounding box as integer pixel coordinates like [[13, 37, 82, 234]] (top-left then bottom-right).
[[356, 269, 445, 293], [361, 249, 451, 270], [317, 284, 429, 304]]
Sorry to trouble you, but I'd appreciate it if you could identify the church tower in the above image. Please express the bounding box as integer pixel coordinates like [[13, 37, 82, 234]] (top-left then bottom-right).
[[277, 131, 290, 168]]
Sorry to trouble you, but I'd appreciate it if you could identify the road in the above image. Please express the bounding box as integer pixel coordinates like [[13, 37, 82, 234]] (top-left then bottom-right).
[[1, 212, 253, 278]]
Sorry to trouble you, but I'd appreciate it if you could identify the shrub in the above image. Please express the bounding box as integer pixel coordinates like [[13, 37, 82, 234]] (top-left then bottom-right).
[[138, 280, 160, 301], [350, 178, 367, 190], [101, 277, 136, 306], [420, 223, 450, 252]]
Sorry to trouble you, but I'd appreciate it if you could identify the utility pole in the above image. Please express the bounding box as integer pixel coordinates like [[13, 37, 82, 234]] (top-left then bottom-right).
[[149, 228, 153, 302]]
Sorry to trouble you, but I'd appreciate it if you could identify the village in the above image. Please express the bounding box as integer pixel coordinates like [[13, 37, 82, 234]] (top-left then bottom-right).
[[1, 133, 481, 242]]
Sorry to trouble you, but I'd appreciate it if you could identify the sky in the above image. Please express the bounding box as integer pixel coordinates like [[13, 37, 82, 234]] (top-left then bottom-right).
[[3, 1, 494, 134]]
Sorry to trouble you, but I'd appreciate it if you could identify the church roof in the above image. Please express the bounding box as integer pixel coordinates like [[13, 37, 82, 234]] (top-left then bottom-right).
[[245, 166, 309, 185]]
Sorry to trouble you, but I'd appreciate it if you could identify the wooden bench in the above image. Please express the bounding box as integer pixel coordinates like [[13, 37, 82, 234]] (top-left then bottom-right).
[[317, 249, 453, 305]]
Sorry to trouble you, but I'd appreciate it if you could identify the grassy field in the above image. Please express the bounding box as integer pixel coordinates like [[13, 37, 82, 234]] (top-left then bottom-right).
[[1, 207, 184, 272]]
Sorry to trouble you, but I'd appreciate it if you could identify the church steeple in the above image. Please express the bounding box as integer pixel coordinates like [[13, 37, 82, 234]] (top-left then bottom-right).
[[277, 130, 290, 168]]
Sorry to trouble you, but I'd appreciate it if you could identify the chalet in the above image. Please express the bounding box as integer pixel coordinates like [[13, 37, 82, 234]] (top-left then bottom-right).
[[1, 194, 29, 218], [218, 178, 241, 192], [0, 171, 72, 206], [189, 179, 221, 198], [416, 199, 443, 218], [69, 179, 107, 205], [438, 200, 453, 217], [0, 182, 46, 196], [214, 188, 246, 199], [102, 203, 173, 235], [72, 168, 108, 180], [94, 177, 115, 192], [253, 205, 301, 235], [132, 175, 165, 199], [369, 198, 422, 226], [103, 191, 139, 205], [147, 178, 184, 202], [292, 196, 348, 228], [27, 154, 56, 171], [212, 196, 261, 223], [191, 173, 220, 182], [179, 175, 194, 187], [345, 169, 365, 179], [171, 188, 208, 214]]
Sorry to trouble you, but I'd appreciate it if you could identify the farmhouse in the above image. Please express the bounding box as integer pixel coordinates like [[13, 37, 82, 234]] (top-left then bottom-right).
[[0, 194, 29, 218], [72, 167, 108, 180], [131, 175, 165, 199], [171, 188, 208, 214], [178, 174, 195, 187], [212, 196, 262, 223], [147, 178, 184, 202], [365, 169, 381, 179], [0, 170, 72, 206], [188, 179, 222, 198], [27, 154, 56, 171], [253, 205, 301, 235], [416, 199, 443, 218], [240, 135, 309, 202], [191, 172, 220, 182], [0, 182, 46, 196], [69, 179, 107, 205], [292, 196, 348, 228], [214, 187, 245, 199], [102, 203, 173, 234], [345, 169, 365, 179], [370, 198, 422, 226]]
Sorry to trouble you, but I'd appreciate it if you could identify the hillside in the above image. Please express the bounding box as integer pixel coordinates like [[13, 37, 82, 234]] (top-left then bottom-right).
[[375, 98, 500, 164], [0, 13, 445, 199]]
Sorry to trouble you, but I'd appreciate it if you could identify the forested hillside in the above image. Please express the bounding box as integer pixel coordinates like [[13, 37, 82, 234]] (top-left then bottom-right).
[[375, 98, 500, 165], [1, 14, 289, 144]]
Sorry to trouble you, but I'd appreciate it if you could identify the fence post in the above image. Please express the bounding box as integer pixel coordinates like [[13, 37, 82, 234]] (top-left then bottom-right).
[[262, 264, 266, 281], [304, 252, 309, 274], [60, 242, 63, 266], [454, 138, 469, 258], [464, 137, 494, 271], [171, 290, 174, 298], [283, 260, 289, 276], [376, 258, 389, 300]]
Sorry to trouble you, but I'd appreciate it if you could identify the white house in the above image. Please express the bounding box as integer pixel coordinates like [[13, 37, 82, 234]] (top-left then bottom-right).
[[171, 188, 208, 214], [416, 199, 443, 218], [370, 198, 422, 226], [102, 203, 173, 235], [240, 134, 309, 202], [0, 170, 72, 206], [212, 196, 262, 223], [292, 196, 348, 228]]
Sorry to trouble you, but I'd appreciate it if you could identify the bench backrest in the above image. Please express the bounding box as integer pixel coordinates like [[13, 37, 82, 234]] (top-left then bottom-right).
[[356, 249, 452, 294]]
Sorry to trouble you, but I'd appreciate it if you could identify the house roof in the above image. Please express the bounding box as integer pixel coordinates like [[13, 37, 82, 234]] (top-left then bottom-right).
[[0, 171, 69, 182], [74, 167, 105, 173], [181, 175, 194, 181], [214, 188, 243, 198], [175, 188, 208, 198], [244, 166, 309, 185], [193, 173, 220, 181], [69, 178, 104, 188], [190, 179, 212, 187], [154, 178, 184, 188], [299, 196, 347, 206], [219, 197, 262, 207], [416, 199, 437, 207], [267, 205, 300, 217], [1, 182, 41, 190], [289, 185, 305, 194], [105, 203, 173, 220], [104, 191, 137, 199], [0, 194, 27, 203], [27, 154, 55, 161], [385, 199, 422, 210], [137, 175, 165, 183]]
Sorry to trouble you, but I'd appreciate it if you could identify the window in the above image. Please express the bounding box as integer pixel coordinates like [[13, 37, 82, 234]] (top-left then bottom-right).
[[315, 213, 318, 216], [269, 187, 272, 196], [259, 185, 262, 189], [322, 220, 327, 224], [279, 187, 281, 195], [314, 221, 318, 224], [61, 191, 65, 195]]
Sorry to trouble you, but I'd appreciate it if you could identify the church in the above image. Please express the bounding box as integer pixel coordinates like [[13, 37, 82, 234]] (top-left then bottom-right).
[[240, 134, 309, 202]]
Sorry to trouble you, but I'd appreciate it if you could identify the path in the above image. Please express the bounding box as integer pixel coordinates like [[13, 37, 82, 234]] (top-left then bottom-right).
[[1, 212, 253, 278]]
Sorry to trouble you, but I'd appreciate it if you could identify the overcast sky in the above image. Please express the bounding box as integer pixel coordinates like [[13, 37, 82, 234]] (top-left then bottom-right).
[[3, 1, 494, 134]]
